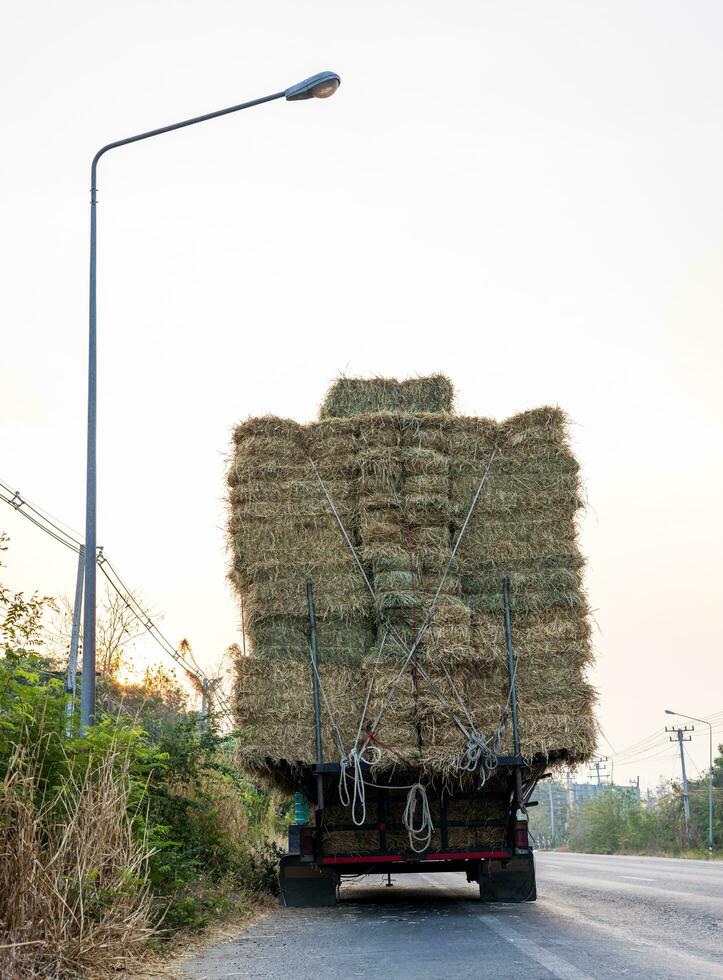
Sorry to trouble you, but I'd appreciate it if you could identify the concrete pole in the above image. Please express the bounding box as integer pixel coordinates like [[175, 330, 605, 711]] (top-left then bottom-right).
[[548, 780, 556, 848], [65, 545, 85, 734], [567, 770, 574, 820], [199, 678, 209, 733], [676, 728, 691, 840], [667, 711, 715, 858], [704, 721, 714, 859]]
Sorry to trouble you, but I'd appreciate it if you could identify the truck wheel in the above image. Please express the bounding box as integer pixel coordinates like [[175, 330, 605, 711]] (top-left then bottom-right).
[[278, 855, 338, 908], [479, 853, 537, 903]]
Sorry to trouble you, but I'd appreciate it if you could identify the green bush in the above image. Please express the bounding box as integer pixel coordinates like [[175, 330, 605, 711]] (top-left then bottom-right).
[[0, 650, 286, 940]]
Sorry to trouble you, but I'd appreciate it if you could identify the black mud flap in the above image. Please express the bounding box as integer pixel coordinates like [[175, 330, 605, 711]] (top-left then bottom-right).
[[278, 855, 338, 908], [479, 853, 537, 903]]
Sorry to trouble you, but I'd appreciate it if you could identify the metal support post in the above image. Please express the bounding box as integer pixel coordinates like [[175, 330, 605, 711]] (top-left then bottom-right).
[[502, 577, 521, 758], [65, 545, 85, 734], [548, 779, 556, 848], [502, 577, 523, 811], [306, 581, 324, 809]]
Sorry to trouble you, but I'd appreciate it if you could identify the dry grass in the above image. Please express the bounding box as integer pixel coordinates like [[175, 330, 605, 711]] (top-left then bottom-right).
[[0, 743, 155, 979]]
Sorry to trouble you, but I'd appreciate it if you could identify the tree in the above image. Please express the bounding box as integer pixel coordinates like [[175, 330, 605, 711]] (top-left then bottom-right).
[[52, 583, 144, 678], [0, 533, 54, 653]]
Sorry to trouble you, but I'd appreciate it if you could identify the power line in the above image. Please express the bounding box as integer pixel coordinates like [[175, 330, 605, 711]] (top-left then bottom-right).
[[599, 728, 618, 756], [0, 476, 84, 542], [1, 478, 234, 719], [612, 747, 678, 768], [612, 729, 669, 759]]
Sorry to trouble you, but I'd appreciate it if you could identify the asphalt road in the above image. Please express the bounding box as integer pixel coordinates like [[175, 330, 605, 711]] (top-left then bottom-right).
[[181, 852, 723, 979]]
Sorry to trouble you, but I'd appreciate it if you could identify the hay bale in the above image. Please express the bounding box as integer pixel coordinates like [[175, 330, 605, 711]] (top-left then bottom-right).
[[227, 379, 596, 794], [320, 375, 454, 418]]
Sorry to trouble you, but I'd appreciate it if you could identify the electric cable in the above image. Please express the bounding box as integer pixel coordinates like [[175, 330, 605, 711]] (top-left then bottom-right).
[[1, 477, 232, 718]]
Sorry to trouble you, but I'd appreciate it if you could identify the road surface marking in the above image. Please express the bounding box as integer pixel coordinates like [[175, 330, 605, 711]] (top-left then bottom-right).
[[618, 875, 656, 882], [421, 873, 594, 980], [480, 915, 595, 980], [543, 894, 723, 978]]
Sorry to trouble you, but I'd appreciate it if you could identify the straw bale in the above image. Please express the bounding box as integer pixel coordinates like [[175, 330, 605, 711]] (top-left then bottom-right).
[[401, 494, 452, 524], [368, 550, 420, 574], [454, 516, 579, 566], [398, 414, 451, 452], [228, 378, 596, 792], [243, 574, 371, 623], [401, 447, 449, 476], [404, 473, 449, 497], [321, 375, 454, 418], [250, 616, 373, 665], [499, 406, 569, 448], [354, 413, 403, 450]]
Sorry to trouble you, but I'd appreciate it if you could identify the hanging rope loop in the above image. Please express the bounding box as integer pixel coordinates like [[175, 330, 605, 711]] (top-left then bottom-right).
[[338, 743, 382, 826], [403, 783, 434, 853]]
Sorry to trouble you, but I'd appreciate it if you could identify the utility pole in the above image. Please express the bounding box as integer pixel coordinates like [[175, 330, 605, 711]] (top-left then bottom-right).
[[667, 709, 715, 859], [666, 725, 694, 841], [199, 677, 220, 733], [589, 756, 609, 787], [200, 678, 209, 733], [64, 545, 85, 735], [548, 779, 556, 848], [566, 769, 574, 820]]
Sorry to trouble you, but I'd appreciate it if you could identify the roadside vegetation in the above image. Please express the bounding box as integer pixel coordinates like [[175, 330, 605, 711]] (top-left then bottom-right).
[[0, 535, 286, 979], [565, 774, 722, 857], [530, 764, 722, 858]]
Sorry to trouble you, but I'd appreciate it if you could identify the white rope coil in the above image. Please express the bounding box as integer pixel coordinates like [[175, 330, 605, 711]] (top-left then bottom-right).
[[339, 744, 382, 826], [403, 783, 434, 853]]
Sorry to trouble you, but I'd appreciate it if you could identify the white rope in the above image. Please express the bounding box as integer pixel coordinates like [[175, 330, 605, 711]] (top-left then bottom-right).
[[403, 783, 434, 853], [337, 631, 390, 826], [439, 664, 500, 785], [339, 744, 383, 826]]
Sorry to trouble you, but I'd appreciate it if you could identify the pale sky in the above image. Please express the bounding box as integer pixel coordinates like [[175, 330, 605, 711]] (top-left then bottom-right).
[[2, 1, 722, 789]]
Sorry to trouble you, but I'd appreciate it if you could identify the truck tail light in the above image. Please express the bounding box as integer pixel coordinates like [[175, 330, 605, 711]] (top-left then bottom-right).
[[514, 809, 529, 850], [299, 826, 315, 856]]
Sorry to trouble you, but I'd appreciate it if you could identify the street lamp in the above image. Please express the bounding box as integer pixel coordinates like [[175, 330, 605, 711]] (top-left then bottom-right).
[[80, 71, 341, 733], [665, 709, 714, 858]]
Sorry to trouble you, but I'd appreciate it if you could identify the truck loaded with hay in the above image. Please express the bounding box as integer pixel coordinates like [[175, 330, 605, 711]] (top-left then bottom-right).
[[227, 376, 596, 905]]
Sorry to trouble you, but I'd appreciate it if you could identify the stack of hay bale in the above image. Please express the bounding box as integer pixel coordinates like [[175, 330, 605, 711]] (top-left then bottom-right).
[[228, 376, 596, 789]]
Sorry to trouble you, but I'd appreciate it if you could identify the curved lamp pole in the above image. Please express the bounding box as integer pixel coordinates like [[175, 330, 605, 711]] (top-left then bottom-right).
[[80, 72, 341, 733], [665, 709, 714, 858]]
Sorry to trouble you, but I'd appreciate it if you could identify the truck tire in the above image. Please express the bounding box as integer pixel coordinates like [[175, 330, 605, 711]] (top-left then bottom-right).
[[479, 853, 537, 903], [278, 855, 338, 908]]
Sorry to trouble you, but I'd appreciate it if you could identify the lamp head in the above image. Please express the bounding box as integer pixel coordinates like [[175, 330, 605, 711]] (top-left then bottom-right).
[[665, 709, 674, 715], [285, 71, 341, 101]]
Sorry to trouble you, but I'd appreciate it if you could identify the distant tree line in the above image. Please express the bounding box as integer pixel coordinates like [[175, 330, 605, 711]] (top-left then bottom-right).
[[529, 763, 722, 856]]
